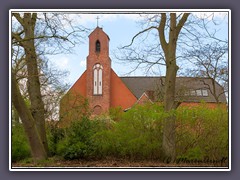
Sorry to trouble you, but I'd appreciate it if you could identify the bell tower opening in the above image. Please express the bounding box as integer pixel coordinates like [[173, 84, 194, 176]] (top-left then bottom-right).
[[96, 40, 100, 52]]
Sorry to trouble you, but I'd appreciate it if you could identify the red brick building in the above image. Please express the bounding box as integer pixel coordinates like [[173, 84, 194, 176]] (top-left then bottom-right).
[[60, 27, 226, 123]]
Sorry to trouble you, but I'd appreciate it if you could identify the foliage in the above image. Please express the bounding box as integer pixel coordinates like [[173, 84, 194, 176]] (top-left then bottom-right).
[[13, 103, 228, 165], [94, 103, 228, 162], [176, 104, 228, 162], [12, 124, 31, 162], [46, 121, 65, 156], [109, 106, 124, 122], [93, 104, 166, 160], [56, 116, 108, 160]]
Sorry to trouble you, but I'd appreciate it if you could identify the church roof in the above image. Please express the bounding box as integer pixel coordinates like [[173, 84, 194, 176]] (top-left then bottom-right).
[[120, 76, 227, 103]]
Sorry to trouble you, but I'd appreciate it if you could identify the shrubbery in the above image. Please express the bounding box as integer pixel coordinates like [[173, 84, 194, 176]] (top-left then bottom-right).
[[176, 104, 228, 162], [12, 103, 228, 164], [46, 121, 65, 157], [93, 104, 165, 160], [55, 116, 109, 160], [93, 103, 228, 162], [12, 124, 31, 162]]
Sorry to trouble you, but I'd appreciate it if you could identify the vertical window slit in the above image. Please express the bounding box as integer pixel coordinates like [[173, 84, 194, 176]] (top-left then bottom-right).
[[96, 40, 100, 52]]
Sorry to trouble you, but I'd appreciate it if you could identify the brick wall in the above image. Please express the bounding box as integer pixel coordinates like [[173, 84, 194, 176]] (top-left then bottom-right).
[[86, 27, 111, 114]]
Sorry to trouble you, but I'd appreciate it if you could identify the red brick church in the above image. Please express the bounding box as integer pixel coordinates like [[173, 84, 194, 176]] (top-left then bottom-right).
[[59, 27, 226, 123]]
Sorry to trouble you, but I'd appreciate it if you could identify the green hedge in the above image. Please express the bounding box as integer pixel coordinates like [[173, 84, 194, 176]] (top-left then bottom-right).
[[176, 104, 228, 162], [55, 116, 109, 160], [12, 124, 31, 162], [13, 103, 228, 164]]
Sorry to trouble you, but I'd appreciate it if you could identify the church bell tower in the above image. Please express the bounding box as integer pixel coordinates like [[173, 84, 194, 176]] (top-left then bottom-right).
[[86, 27, 111, 115]]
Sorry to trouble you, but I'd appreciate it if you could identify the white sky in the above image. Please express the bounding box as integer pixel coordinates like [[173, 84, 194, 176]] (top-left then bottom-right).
[[46, 10, 229, 85]]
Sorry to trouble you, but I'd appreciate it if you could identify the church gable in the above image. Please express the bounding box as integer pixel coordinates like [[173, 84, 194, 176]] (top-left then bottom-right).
[[59, 71, 88, 125], [110, 69, 137, 110], [136, 92, 153, 105], [67, 71, 87, 97]]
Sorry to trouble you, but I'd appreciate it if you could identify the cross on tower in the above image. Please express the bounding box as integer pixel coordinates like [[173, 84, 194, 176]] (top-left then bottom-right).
[[96, 16, 100, 27]]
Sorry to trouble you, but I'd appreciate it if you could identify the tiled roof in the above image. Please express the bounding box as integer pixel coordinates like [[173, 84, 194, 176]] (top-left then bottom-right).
[[120, 76, 227, 103]]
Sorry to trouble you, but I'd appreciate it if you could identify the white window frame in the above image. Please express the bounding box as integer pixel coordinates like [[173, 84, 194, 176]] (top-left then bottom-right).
[[202, 89, 209, 96], [196, 89, 202, 96], [93, 64, 103, 95]]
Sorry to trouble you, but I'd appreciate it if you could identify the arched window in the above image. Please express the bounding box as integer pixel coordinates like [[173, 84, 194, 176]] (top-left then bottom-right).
[[96, 40, 100, 52], [93, 64, 103, 95]]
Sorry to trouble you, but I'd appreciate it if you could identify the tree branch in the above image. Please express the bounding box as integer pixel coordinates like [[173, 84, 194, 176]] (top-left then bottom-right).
[[12, 32, 24, 46], [12, 34, 71, 45], [12, 13, 24, 27], [122, 26, 157, 48], [158, 13, 168, 54], [176, 13, 190, 37]]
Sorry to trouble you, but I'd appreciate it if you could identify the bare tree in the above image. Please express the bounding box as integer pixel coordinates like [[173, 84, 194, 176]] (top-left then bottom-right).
[[116, 12, 228, 162], [117, 13, 190, 162], [182, 15, 229, 103], [11, 12, 88, 161], [12, 44, 70, 121], [184, 41, 228, 103]]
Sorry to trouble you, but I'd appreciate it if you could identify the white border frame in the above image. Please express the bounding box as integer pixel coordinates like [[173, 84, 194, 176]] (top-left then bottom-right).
[[9, 9, 231, 172]]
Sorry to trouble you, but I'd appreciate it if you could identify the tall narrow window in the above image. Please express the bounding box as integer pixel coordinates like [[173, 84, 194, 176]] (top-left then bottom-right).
[[93, 64, 103, 95], [96, 40, 100, 52]]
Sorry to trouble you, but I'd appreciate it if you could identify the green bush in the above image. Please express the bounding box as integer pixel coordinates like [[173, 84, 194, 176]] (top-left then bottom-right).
[[12, 124, 31, 162], [93, 104, 166, 160], [93, 103, 228, 162], [53, 103, 228, 163], [46, 121, 65, 157], [109, 106, 124, 122], [56, 116, 108, 160], [176, 105, 228, 162], [57, 139, 88, 160]]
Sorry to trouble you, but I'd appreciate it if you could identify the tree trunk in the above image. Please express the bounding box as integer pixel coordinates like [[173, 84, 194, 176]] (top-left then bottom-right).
[[12, 105, 20, 125], [12, 13, 49, 155], [22, 13, 49, 154], [162, 53, 178, 163], [158, 13, 190, 163], [12, 73, 47, 161]]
